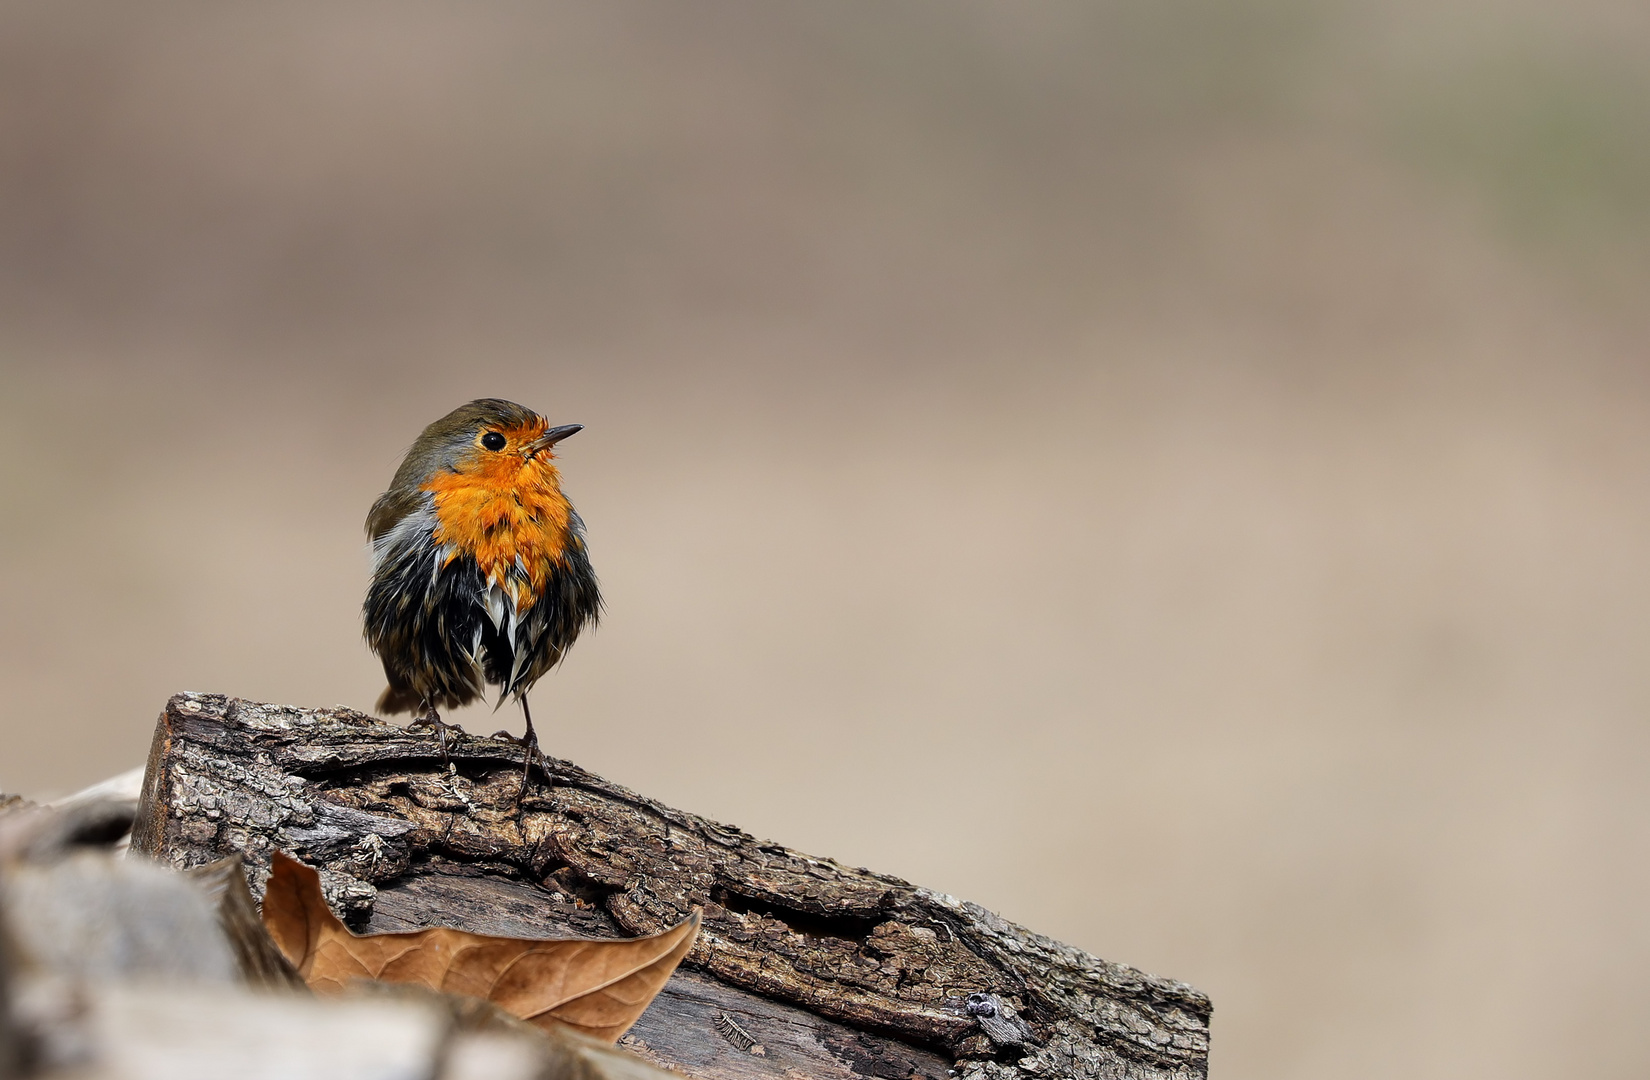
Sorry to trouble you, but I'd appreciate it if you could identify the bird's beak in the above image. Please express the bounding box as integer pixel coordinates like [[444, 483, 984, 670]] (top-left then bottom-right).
[[523, 424, 583, 457]]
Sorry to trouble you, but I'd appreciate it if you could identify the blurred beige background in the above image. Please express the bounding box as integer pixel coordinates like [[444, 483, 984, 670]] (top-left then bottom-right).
[[3, 2, 1649, 1077]]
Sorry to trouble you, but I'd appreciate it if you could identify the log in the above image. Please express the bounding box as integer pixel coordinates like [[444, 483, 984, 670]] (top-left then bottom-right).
[[132, 693, 1211, 1080]]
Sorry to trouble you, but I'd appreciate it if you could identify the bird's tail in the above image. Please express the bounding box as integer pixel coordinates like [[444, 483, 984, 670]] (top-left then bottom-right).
[[376, 683, 423, 716]]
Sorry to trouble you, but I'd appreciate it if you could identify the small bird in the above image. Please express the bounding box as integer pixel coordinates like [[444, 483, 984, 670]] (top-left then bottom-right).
[[362, 399, 601, 791]]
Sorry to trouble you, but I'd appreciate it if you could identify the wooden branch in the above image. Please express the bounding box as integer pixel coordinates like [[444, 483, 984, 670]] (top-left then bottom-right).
[[132, 693, 1211, 1080]]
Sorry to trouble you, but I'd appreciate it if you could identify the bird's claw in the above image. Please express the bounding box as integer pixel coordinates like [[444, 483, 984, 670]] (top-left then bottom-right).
[[490, 728, 547, 806], [408, 711, 464, 763]]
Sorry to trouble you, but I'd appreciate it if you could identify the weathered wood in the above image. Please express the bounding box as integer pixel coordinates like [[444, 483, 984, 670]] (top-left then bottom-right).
[[0, 801, 678, 1080], [368, 870, 955, 1080], [186, 858, 308, 991], [133, 693, 1212, 1080]]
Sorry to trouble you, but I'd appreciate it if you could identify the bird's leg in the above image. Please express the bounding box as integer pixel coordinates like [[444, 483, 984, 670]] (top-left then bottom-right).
[[489, 698, 547, 804], [407, 700, 460, 762], [515, 695, 544, 803]]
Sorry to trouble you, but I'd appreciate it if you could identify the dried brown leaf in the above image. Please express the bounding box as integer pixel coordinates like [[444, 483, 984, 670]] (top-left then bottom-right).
[[261, 852, 698, 1042]]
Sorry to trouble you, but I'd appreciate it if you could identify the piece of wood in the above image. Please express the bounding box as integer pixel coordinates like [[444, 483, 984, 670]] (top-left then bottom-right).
[[370, 870, 958, 1080], [0, 803, 687, 1080], [263, 850, 702, 1042], [186, 857, 310, 991], [133, 693, 1211, 1079]]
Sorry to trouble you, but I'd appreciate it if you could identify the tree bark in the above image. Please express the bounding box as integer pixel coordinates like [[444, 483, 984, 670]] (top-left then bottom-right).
[[132, 693, 1210, 1080]]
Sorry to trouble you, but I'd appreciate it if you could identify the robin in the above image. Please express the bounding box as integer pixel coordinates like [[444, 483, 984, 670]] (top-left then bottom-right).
[[362, 399, 601, 793]]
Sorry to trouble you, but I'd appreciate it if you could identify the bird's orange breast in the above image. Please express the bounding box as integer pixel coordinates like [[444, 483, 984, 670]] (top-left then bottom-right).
[[423, 448, 574, 612]]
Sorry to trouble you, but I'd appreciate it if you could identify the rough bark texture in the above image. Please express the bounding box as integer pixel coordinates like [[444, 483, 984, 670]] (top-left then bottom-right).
[[133, 693, 1211, 1080]]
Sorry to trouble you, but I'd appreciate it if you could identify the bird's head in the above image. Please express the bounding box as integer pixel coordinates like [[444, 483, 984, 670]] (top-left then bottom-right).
[[368, 399, 583, 539], [402, 398, 580, 479]]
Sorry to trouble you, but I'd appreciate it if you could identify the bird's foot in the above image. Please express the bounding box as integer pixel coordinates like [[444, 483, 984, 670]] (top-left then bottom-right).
[[408, 709, 464, 762], [491, 727, 548, 805]]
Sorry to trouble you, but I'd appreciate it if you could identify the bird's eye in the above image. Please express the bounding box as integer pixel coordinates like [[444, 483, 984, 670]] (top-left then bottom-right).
[[480, 432, 507, 451]]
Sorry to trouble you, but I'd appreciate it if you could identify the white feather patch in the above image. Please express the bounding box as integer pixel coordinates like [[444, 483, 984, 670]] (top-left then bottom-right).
[[370, 502, 439, 578], [482, 581, 509, 632]]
